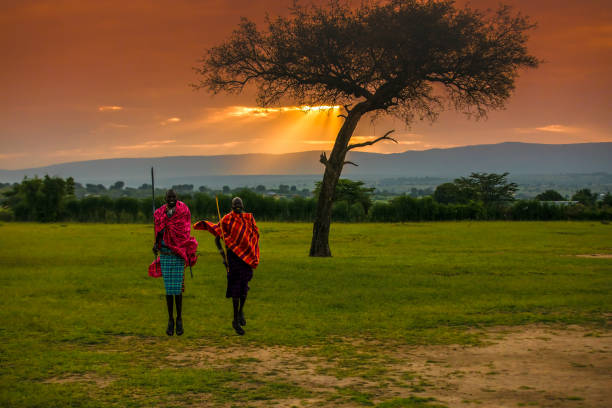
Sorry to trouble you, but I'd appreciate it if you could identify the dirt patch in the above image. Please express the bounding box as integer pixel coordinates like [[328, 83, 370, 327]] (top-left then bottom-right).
[[391, 325, 612, 407], [166, 345, 368, 392], [43, 373, 115, 388], [575, 254, 612, 258], [161, 325, 611, 407]]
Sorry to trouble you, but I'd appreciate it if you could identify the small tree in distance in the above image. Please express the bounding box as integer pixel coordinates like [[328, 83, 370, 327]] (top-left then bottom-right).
[[194, 0, 539, 256], [454, 172, 518, 204], [535, 189, 564, 201], [572, 188, 597, 207], [434, 182, 464, 204]]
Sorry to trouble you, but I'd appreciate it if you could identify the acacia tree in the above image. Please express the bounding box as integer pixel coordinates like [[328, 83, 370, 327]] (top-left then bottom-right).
[[454, 172, 518, 204], [194, 0, 538, 256]]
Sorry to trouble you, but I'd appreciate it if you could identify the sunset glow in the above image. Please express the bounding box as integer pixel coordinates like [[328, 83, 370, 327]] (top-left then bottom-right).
[[98, 106, 123, 112], [0, 0, 610, 169], [228, 105, 340, 118]]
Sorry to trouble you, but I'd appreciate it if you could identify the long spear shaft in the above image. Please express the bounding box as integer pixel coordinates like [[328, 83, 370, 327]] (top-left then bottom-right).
[[151, 167, 156, 259], [151, 167, 155, 218], [215, 196, 229, 273]]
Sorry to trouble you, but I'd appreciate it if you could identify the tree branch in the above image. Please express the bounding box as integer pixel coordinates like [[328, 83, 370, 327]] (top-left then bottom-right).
[[343, 161, 358, 167], [346, 130, 397, 152], [319, 152, 329, 166]]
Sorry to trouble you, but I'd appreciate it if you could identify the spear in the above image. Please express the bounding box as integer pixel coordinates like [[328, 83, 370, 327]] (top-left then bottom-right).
[[151, 167, 156, 254], [216, 196, 229, 274], [151, 167, 155, 218]]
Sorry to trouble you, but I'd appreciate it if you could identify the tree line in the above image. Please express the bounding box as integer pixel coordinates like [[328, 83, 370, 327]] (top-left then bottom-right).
[[1, 174, 611, 223]]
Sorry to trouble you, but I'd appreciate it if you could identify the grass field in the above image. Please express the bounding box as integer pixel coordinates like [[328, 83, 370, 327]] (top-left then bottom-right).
[[0, 221, 610, 407]]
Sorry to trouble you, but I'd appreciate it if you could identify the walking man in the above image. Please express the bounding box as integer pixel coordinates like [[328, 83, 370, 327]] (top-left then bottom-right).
[[194, 197, 259, 335], [152, 189, 198, 336]]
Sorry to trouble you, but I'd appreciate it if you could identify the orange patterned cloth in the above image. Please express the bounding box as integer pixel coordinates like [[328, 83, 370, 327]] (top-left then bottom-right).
[[194, 212, 260, 269]]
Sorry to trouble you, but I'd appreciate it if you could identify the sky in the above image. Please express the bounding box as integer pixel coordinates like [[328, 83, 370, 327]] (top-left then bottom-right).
[[1, 0, 610, 170]]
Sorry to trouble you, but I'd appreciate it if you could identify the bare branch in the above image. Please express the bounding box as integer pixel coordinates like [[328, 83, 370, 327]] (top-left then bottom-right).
[[319, 152, 329, 166], [346, 130, 397, 152], [343, 161, 359, 167]]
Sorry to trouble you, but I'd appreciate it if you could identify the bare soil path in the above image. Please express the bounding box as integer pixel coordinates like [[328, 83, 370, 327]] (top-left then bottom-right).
[[393, 325, 611, 407], [163, 325, 611, 407], [45, 325, 611, 407]]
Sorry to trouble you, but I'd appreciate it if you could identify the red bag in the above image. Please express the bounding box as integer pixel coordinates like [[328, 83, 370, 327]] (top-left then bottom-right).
[[148, 257, 162, 278]]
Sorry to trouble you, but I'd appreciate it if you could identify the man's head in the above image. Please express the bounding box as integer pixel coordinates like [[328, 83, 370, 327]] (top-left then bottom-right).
[[232, 197, 244, 213], [165, 189, 177, 208]]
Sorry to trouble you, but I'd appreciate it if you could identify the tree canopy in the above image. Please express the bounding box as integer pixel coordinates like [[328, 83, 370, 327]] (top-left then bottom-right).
[[572, 188, 597, 207], [535, 189, 565, 201], [195, 0, 538, 121], [314, 178, 375, 212], [453, 172, 518, 204]]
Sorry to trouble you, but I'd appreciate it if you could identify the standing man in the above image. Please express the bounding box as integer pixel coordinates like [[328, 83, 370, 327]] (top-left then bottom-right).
[[194, 197, 259, 335], [153, 189, 198, 336]]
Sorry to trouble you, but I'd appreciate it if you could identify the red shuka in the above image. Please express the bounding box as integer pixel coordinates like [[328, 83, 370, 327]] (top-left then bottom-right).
[[194, 212, 260, 269], [153, 201, 198, 267]]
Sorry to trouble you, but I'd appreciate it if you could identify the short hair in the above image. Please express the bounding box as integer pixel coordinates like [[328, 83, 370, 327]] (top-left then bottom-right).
[[232, 197, 243, 208]]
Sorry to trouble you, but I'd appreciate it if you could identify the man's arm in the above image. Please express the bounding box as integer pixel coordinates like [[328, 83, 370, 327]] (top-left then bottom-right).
[[153, 230, 163, 255], [215, 236, 228, 267]]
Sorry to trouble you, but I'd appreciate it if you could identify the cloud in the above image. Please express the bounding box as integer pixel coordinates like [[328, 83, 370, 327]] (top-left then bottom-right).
[[0, 153, 27, 160], [302, 140, 333, 145], [46, 148, 111, 159], [203, 105, 341, 123], [182, 142, 239, 149], [160, 117, 181, 125], [114, 140, 176, 150], [535, 125, 580, 133], [516, 124, 581, 134], [98, 106, 123, 111]]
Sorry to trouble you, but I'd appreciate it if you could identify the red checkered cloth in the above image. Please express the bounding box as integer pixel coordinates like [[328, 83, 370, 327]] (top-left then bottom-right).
[[153, 201, 198, 266], [194, 212, 260, 269]]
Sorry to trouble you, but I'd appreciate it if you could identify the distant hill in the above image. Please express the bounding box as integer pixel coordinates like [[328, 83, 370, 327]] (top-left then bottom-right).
[[1, 142, 611, 187]]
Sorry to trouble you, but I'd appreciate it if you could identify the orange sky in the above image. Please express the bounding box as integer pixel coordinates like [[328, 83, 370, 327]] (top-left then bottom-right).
[[1, 0, 610, 169]]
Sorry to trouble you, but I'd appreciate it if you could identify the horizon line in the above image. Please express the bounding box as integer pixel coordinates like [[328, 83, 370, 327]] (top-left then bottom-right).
[[1, 140, 611, 171]]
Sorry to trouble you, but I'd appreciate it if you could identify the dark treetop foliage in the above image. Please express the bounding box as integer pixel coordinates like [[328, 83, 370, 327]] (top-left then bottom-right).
[[314, 178, 375, 212], [453, 172, 518, 204], [572, 188, 597, 207], [535, 189, 565, 201], [194, 0, 539, 121]]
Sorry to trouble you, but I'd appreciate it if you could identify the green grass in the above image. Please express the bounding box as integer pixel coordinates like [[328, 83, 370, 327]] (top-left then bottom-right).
[[0, 221, 610, 407]]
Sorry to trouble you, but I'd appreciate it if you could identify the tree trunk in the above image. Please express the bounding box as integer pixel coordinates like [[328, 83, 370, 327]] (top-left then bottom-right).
[[309, 106, 365, 257]]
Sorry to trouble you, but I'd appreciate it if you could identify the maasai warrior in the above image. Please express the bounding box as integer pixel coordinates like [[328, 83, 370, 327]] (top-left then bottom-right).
[[152, 190, 198, 336], [194, 197, 259, 336]]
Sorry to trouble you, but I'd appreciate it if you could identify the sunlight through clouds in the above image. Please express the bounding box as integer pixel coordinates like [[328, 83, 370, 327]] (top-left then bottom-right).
[[114, 140, 176, 150], [98, 106, 123, 111], [515, 124, 581, 134], [203, 105, 341, 123], [160, 117, 181, 125], [182, 142, 240, 149], [534, 125, 580, 133], [228, 105, 340, 118]]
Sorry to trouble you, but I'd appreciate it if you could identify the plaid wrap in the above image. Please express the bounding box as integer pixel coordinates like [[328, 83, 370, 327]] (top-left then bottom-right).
[[160, 252, 185, 295], [194, 212, 260, 268]]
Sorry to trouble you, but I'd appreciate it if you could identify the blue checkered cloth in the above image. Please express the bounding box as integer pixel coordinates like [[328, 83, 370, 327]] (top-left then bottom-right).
[[160, 251, 185, 295]]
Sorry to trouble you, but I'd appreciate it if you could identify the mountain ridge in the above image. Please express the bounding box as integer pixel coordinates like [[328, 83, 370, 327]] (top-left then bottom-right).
[[1, 142, 610, 186]]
